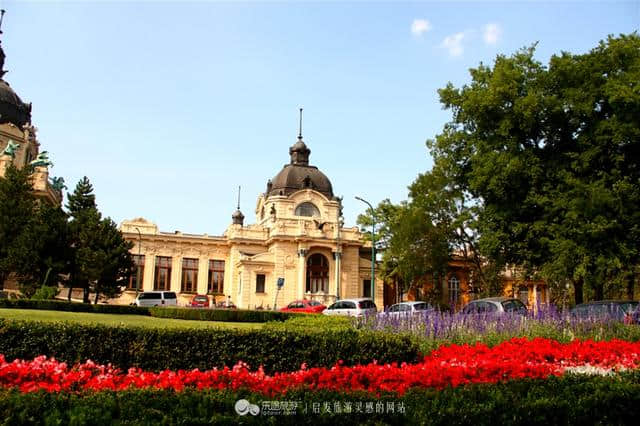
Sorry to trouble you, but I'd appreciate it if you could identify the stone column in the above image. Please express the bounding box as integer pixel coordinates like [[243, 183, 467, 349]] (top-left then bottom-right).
[[0, 155, 12, 178], [197, 257, 208, 295], [297, 248, 307, 300], [532, 283, 538, 313], [143, 254, 155, 291], [333, 250, 342, 300], [171, 256, 181, 294]]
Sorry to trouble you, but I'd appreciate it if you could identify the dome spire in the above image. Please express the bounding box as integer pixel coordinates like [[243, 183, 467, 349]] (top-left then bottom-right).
[[289, 107, 310, 166], [231, 185, 244, 225], [0, 9, 8, 78], [298, 107, 303, 139]]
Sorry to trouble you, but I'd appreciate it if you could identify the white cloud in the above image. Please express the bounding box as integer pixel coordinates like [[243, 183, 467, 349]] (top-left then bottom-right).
[[411, 19, 432, 36], [483, 23, 502, 45], [441, 32, 466, 57]]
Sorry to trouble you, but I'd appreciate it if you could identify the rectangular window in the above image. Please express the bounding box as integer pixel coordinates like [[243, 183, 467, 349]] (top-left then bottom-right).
[[256, 274, 266, 293], [208, 260, 225, 294], [154, 256, 172, 291], [128, 254, 145, 290], [363, 279, 371, 298], [181, 258, 198, 293]]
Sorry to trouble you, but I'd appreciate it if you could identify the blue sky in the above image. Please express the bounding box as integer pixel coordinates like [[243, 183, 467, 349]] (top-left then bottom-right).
[[3, 1, 638, 234]]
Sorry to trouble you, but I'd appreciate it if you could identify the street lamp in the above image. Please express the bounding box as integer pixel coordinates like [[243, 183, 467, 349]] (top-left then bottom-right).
[[355, 196, 375, 301], [134, 227, 142, 297]]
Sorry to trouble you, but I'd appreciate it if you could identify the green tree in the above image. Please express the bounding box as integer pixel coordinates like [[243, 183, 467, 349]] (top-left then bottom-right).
[[0, 165, 38, 289], [430, 34, 640, 304], [66, 177, 133, 303]]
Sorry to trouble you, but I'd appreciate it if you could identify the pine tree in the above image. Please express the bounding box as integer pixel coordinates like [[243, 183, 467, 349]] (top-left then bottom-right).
[[66, 176, 96, 217], [0, 165, 38, 290], [66, 177, 133, 303], [67, 177, 101, 302]]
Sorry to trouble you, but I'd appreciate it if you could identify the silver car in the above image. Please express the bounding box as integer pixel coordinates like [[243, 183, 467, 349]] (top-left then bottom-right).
[[385, 301, 434, 316], [323, 298, 377, 317], [461, 297, 528, 315]]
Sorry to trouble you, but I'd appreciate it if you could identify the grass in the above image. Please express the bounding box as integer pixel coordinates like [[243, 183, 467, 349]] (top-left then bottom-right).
[[0, 309, 264, 330]]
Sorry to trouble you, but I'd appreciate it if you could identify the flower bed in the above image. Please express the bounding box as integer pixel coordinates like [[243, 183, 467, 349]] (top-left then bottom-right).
[[2, 338, 639, 396]]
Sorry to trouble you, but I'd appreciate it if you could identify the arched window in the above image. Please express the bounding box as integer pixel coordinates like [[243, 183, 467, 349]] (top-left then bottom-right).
[[306, 253, 329, 293], [295, 202, 320, 217], [448, 275, 460, 305]]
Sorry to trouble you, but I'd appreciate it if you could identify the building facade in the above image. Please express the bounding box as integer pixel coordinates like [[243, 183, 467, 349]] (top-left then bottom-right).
[[118, 134, 384, 309]]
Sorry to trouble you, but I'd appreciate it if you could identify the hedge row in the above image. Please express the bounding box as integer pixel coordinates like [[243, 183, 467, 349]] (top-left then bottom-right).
[[2, 373, 640, 425], [0, 299, 150, 316], [0, 319, 420, 374], [0, 300, 303, 323], [149, 306, 302, 322]]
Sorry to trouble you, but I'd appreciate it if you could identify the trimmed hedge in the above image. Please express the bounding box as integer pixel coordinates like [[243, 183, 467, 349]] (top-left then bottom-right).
[[0, 319, 420, 374], [1, 373, 640, 425], [149, 306, 303, 322], [0, 299, 150, 316]]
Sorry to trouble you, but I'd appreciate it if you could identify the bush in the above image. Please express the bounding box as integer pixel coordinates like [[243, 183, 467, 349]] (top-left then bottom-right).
[[0, 299, 150, 316], [264, 314, 355, 332], [30, 286, 58, 301], [1, 373, 640, 425], [0, 319, 420, 374], [149, 307, 302, 322]]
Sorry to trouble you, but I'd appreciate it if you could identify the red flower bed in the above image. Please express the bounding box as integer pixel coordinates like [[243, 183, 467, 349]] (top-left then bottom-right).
[[2, 338, 640, 395]]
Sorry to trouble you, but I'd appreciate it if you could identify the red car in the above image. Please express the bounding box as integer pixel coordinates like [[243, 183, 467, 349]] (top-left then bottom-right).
[[189, 295, 210, 308], [280, 299, 326, 313]]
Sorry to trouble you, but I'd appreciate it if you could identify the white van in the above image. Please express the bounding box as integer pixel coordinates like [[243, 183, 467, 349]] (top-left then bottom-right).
[[133, 291, 178, 307]]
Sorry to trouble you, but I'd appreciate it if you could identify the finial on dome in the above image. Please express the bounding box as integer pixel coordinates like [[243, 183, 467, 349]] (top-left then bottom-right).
[[298, 107, 303, 140], [0, 10, 7, 77], [232, 185, 244, 225]]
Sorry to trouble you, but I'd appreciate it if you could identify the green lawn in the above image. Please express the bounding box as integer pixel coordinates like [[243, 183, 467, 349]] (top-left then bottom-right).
[[0, 309, 264, 330]]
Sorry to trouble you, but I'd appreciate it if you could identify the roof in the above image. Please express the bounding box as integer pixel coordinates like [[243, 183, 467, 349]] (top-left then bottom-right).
[[267, 137, 334, 199]]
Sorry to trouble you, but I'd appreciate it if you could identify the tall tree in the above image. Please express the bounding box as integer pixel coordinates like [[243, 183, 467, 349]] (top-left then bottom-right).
[[430, 34, 640, 304], [0, 165, 39, 291], [66, 177, 133, 303], [66, 177, 100, 302]]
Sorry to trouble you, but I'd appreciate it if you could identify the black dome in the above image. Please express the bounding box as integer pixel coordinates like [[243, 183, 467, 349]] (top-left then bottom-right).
[[0, 42, 31, 129], [267, 137, 334, 199]]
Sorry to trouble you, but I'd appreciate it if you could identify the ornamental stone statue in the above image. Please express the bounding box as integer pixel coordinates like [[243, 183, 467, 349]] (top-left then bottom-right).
[[2, 140, 19, 158], [49, 176, 66, 192], [30, 151, 53, 168]]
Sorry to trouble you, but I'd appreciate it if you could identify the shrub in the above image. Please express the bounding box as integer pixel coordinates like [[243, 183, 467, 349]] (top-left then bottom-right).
[[0, 319, 421, 374], [0, 299, 150, 316], [30, 286, 58, 301], [264, 315, 354, 332], [149, 307, 302, 323], [1, 373, 640, 425]]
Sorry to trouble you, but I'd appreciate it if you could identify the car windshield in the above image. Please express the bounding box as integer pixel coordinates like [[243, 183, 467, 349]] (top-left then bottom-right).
[[194, 297, 207, 301], [164, 292, 177, 299], [309, 300, 322, 306], [620, 302, 639, 313], [413, 302, 430, 311]]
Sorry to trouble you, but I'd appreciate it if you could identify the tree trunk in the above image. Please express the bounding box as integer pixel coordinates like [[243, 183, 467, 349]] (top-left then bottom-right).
[[626, 272, 635, 300], [594, 283, 604, 301], [94, 290, 99, 305], [83, 285, 89, 303], [67, 286, 73, 301], [573, 277, 584, 305]]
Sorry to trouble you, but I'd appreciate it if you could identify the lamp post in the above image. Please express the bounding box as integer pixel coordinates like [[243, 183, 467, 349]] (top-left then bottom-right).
[[134, 227, 142, 297], [355, 196, 375, 301]]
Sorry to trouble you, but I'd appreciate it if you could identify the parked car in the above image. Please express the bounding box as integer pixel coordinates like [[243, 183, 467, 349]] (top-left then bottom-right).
[[461, 297, 528, 315], [322, 298, 377, 317], [384, 301, 434, 316], [133, 291, 178, 307], [189, 294, 210, 308], [280, 299, 326, 313], [570, 300, 639, 324]]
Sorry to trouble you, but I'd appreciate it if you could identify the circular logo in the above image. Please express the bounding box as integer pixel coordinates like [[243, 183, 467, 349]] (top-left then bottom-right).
[[234, 399, 250, 416], [249, 404, 260, 416]]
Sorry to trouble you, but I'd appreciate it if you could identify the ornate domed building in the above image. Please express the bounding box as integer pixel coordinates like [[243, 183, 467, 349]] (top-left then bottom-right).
[[0, 14, 61, 205], [119, 127, 384, 309]]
